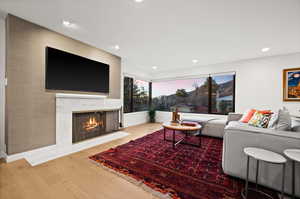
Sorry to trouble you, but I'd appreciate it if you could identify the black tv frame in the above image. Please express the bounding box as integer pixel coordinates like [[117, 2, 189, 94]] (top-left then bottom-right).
[[45, 47, 110, 93]]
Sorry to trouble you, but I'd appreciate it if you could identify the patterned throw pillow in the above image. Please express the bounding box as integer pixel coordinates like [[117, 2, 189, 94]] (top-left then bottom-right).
[[248, 111, 272, 128]]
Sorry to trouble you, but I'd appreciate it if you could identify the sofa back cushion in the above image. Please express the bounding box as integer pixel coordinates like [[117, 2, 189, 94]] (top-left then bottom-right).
[[291, 125, 300, 132], [273, 108, 291, 131]]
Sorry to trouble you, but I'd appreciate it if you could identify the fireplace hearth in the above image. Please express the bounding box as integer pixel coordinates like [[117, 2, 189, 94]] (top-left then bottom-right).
[[72, 110, 119, 143]]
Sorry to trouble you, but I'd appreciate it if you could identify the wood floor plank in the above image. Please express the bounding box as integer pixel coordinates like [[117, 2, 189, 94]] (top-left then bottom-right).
[[0, 123, 162, 199]]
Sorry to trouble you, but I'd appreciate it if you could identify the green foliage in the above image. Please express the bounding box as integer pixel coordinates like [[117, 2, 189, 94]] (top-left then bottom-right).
[[175, 89, 188, 97], [148, 109, 156, 123]]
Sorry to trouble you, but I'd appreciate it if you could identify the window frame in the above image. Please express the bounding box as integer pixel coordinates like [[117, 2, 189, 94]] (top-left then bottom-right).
[[150, 74, 235, 115], [123, 76, 151, 113], [124, 74, 235, 115]]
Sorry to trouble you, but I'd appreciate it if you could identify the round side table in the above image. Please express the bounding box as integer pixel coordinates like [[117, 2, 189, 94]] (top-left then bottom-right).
[[284, 149, 300, 199], [242, 147, 287, 199]]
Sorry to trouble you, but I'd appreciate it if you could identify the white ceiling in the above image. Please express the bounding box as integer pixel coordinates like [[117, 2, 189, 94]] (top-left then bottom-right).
[[0, 0, 300, 77]]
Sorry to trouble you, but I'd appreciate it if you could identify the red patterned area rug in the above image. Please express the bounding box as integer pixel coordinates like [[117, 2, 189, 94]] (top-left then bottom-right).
[[89, 129, 278, 199]]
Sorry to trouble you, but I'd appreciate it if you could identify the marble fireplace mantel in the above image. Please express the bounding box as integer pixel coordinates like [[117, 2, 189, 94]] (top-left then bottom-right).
[[56, 93, 123, 147], [6, 93, 128, 166]]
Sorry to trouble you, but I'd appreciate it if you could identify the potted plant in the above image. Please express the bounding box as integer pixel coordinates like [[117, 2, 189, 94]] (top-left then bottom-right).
[[148, 109, 156, 123]]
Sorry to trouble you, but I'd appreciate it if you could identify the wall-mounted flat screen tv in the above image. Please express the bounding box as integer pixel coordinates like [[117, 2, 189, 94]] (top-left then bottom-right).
[[45, 47, 109, 93]]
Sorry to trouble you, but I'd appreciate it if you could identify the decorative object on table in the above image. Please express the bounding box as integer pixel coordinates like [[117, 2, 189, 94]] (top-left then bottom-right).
[[242, 147, 287, 199], [284, 149, 300, 199], [90, 130, 279, 199], [162, 122, 202, 148], [171, 108, 180, 123], [181, 122, 197, 127], [283, 67, 300, 101], [148, 108, 156, 123]]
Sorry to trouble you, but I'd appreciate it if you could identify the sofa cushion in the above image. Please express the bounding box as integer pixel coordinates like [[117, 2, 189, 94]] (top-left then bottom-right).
[[268, 111, 279, 128], [201, 119, 227, 138], [248, 111, 272, 128], [274, 108, 291, 131], [227, 113, 243, 123], [291, 125, 300, 132], [226, 121, 256, 131], [239, 109, 256, 123], [181, 117, 216, 126], [226, 121, 300, 139], [182, 117, 226, 138]]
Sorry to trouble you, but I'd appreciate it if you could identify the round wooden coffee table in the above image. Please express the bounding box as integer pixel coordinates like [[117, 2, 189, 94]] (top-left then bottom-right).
[[162, 122, 202, 149]]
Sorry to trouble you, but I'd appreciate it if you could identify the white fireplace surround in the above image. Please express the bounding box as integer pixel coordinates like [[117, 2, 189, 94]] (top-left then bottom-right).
[[56, 93, 122, 146], [5, 94, 129, 166]]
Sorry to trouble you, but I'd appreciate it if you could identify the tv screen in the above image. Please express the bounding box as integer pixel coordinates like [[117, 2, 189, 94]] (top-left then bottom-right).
[[45, 47, 109, 93]]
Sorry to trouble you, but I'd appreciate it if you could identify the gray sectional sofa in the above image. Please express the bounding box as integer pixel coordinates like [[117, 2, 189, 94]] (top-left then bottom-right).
[[223, 113, 300, 197], [182, 113, 300, 197]]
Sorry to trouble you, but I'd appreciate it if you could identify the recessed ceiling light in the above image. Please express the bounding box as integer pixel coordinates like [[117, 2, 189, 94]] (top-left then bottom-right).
[[63, 20, 71, 26], [113, 45, 120, 50], [152, 66, 157, 70], [192, 59, 199, 64], [261, 47, 270, 52], [135, 0, 144, 2], [62, 20, 77, 28]]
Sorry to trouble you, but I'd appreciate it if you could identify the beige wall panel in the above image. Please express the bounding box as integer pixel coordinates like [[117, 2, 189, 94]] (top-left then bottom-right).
[[6, 15, 121, 154]]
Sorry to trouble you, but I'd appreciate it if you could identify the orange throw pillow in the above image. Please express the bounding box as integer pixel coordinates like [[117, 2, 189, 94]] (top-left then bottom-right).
[[257, 110, 273, 114], [240, 109, 256, 123]]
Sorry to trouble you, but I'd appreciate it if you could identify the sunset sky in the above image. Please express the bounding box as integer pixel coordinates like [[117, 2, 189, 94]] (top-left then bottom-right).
[[152, 75, 233, 98]]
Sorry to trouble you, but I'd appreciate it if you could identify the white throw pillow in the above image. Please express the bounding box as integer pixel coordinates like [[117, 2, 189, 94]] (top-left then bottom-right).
[[268, 111, 279, 128], [273, 107, 291, 131]]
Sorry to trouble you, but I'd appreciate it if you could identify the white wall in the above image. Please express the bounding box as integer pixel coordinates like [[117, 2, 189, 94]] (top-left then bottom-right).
[[152, 53, 300, 116], [156, 111, 227, 123], [123, 111, 149, 128], [123, 53, 300, 125], [0, 16, 6, 157], [122, 61, 151, 128]]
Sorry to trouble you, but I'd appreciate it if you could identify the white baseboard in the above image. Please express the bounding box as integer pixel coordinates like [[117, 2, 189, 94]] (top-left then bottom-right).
[[5, 131, 129, 166], [0, 150, 7, 159]]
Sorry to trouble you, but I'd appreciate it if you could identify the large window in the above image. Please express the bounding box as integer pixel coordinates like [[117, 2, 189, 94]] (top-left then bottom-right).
[[152, 74, 235, 115], [124, 74, 235, 115], [124, 77, 133, 113], [211, 74, 235, 114], [152, 77, 209, 113], [123, 77, 150, 113]]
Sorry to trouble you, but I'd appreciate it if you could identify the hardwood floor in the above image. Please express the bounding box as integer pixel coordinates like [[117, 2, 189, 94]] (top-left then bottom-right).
[[0, 123, 162, 199]]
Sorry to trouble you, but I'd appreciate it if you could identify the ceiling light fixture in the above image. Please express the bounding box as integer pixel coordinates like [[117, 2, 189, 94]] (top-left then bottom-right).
[[113, 45, 120, 50], [135, 0, 144, 2], [63, 20, 71, 26], [261, 47, 270, 52], [62, 20, 76, 28], [152, 66, 157, 70], [192, 59, 199, 64]]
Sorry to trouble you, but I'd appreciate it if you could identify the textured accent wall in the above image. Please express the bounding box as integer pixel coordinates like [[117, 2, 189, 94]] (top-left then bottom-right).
[[6, 15, 121, 155], [0, 17, 6, 156]]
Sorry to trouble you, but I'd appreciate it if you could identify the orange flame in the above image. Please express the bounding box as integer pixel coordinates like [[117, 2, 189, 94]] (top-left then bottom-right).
[[84, 116, 103, 131]]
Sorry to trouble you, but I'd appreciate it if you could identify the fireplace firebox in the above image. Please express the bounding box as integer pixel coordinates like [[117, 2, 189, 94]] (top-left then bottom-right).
[[72, 110, 119, 143]]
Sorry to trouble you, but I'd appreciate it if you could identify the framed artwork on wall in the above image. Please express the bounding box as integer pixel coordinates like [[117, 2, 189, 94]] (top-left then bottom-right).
[[283, 67, 300, 101]]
